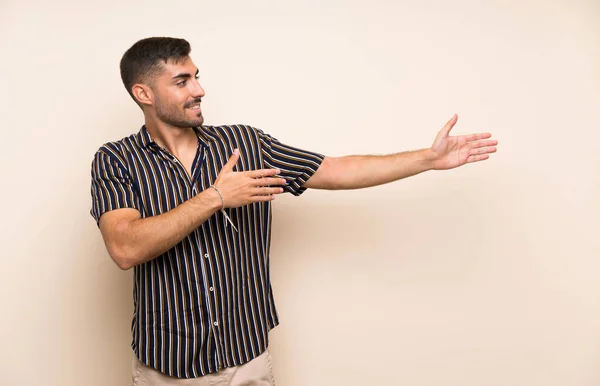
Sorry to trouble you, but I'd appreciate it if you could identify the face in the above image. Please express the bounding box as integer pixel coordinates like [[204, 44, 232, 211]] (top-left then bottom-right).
[[147, 57, 206, 128]]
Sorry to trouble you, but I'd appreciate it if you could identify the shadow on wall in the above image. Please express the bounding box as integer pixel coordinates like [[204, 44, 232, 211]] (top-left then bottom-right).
[[63, 221, 133, 384], [46, 168, 135, 386]]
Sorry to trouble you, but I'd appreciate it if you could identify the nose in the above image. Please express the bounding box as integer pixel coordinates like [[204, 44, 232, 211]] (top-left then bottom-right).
[[192, 79, 205, 98]]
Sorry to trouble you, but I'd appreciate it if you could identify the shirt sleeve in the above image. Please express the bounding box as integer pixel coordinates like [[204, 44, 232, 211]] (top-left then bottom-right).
[[256, 128, 325, 196], [90, 148, 141, 224]]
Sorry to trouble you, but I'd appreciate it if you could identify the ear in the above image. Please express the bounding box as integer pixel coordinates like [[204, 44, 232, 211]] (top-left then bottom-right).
[[132, 84, 153, 107]]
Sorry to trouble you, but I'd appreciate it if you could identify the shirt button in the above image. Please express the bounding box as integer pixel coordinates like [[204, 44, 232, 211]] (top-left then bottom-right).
[[213, 321, 219, 327], [204, 253, 209, 258], [209, 287, 214, 292]]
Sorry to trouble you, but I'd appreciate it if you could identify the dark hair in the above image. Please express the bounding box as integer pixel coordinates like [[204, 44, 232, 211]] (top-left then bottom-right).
[[119, 37, 191, 104]]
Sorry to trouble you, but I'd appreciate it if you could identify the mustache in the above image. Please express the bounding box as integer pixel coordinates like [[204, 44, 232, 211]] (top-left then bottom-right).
[[184, 98, 202, 108]]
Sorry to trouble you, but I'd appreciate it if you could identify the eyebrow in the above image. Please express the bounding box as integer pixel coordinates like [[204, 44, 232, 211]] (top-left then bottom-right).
[[172, 68, 200, 81]]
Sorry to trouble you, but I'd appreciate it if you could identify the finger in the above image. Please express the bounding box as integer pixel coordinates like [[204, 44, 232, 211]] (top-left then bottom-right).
[[467, 154, 490, 163], [222, 149, 240, 172], [246, 168, 281, 178], [250, 195, 277, 203], [464, 133, 492, 142], [253, 187, 285, 195], [251, 177, 287, 186], [440, 114, 458, 137], [469, 146, 497, 156], [469, 139, 498, 148]]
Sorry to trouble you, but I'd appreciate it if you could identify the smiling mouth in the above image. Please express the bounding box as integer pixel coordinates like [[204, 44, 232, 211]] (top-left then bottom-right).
[[188, 103, 201, 110]]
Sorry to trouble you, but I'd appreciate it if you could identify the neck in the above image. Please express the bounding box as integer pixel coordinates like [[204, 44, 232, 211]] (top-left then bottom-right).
[[144, 115, 197, 156]]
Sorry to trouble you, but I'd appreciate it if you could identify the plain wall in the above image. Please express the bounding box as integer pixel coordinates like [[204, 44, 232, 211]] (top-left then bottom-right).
[[1, 0, 599, 385]]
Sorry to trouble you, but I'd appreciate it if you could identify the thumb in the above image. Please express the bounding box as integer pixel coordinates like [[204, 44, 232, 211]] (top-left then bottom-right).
[[222, 148, 240, 172], [440, 114, 458, 137]]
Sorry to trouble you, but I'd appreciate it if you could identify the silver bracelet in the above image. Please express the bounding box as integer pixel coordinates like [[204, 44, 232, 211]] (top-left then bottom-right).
[[209, 185, 238, 232], [210, 185, 225, 209]]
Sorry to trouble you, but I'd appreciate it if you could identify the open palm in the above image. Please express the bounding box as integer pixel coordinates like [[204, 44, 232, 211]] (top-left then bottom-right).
[[430, 114, 498, 170]]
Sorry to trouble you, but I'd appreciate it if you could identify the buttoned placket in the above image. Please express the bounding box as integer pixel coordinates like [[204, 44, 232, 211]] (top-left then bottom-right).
[[189, 145, 225, 370], [200, 249, 224, 370], [184, 143, 225, 370], [151, 139, 225, 371]]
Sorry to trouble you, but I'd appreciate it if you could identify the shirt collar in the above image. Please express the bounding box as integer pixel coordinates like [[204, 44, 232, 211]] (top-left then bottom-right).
[[136, 125, 214, 149]]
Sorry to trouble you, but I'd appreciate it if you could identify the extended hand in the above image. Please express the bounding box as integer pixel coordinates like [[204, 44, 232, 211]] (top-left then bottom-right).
[[430, 114, 498, 170], [212, 149, 287, 207]]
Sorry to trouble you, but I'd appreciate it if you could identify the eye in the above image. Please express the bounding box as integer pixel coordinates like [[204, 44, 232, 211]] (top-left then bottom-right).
[[177, 80, 187, 87]]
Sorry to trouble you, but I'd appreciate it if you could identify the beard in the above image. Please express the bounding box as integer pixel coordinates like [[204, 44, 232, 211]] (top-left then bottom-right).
[[154, 95, 204, 129]]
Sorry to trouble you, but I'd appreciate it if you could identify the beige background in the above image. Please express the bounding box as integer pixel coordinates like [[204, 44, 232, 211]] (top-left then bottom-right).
[[1, 0, 599, 385]]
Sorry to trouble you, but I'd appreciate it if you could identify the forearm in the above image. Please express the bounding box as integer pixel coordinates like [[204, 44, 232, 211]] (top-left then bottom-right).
[[308, 148, 436, 190], [109, 189, 222, 269]]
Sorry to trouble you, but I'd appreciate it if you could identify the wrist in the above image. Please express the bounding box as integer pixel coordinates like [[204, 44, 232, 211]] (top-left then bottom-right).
[[209, 185, 226, 209], [207, 185, 239, 231], [420, 148, 438, 171], [200, 186, 224, 212]]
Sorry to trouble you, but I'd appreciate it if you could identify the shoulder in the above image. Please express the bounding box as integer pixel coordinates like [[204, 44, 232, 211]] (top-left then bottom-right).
[[92, 132, 139, 166], [202, 124, 270, 146], [203, 124, 262, 137]]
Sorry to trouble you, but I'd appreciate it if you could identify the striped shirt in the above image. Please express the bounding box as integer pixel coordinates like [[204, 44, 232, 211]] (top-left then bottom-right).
[[90, 124, 324, 378]]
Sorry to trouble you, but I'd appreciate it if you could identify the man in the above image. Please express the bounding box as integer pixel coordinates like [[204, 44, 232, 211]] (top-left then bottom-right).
[[90, 37, 497, 385]]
